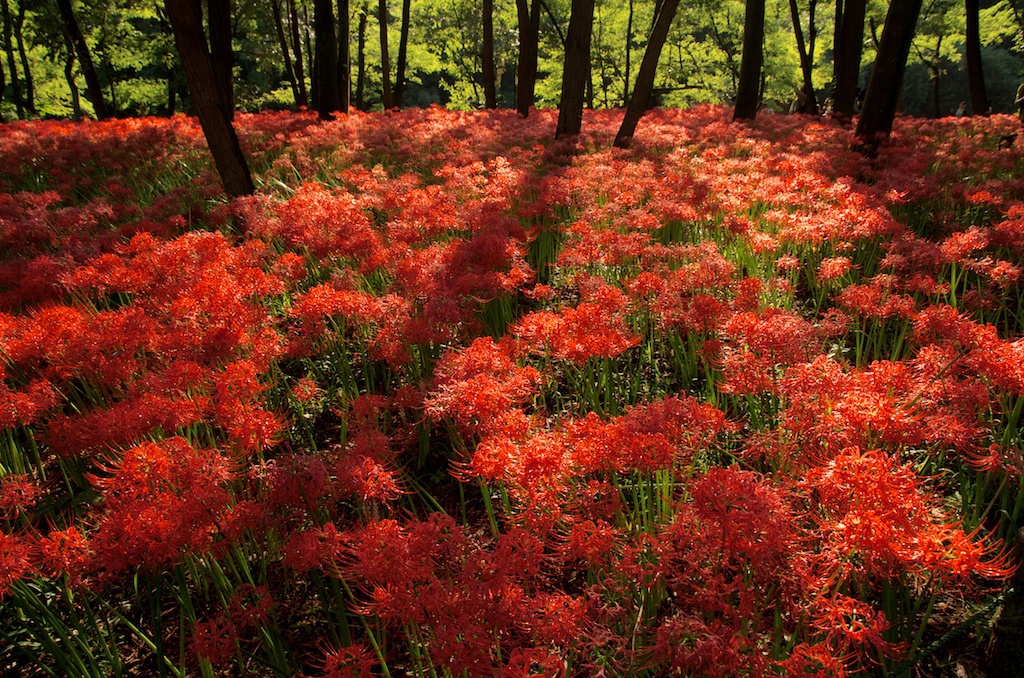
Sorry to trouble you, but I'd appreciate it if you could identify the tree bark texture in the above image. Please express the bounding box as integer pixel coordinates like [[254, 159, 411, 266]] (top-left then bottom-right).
[[965, 0, 988, 115], [0, 0, 23, 119], [314, 0, 341, 118], [288, 0, 309, 106], [394, 0, 410, 106], [378, 0, 392, 108], [854, 0, 924, 152], [356, 1, 368, 109], [338, 0, 351, 111], [515, 0, 540, 116], [207, 0, 234, 120], [55, 0, 108, 119], [482, 0, 496, 108], [614, 0, 680, 147], [833, 0, 865, 118], [165, 0, 254, 197], [555, 0, 595, 138], [13, 0, 32, 113], [734, 0, 765, 120]]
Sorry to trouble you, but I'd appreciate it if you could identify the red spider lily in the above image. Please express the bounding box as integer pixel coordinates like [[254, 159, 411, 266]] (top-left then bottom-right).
[[803, 447, 1013, 583], [320, 643, 378, 677], [0, 474, 41, 519], [0, 529, 35, 597], [86, 437, 234, 579], [426, 337, 541, 436]]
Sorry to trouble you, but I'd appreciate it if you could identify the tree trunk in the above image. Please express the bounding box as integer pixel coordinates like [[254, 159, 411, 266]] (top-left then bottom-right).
[[515, 0, 541, 116], [14, 0, 32, 114], [965, 0, 987, 115], [614, 0, 680, 147], [165, 0, 254, 197], [356, 1, 367, 109], [208, 0, 234, 119], [482, 0, 496, 108], [854, 0, 923, 154], [555, 0, 595, 138], [288, 0, 309, 107], [733, 0, 765, 120], [394, 0, 410, 106], [271, 0, 300, 104], [55, 0, 109, 119], [0, 47, 6, 123], [62, 33, 80, 120], [377, 0, 392, 108], [314, 0, 341, 118], [338, 0, 350, 111], [1, 0, 23, 119], [833, 0, 865, 118], [788, 0, 818, 113], [623, 0, 633, 105]]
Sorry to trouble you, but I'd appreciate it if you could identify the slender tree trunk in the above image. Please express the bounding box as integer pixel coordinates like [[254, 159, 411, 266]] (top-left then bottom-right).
[[482, 0, 496, 108], [734, 0, 765, 120], [338, 0, 350, 111], [377, 0, 392, 108], [14, 0, 31, 113], [965, 0, 987, 115], [555, 0, 595, 138], [271, 0, 300, 104], [356, 1, 367, 109], [208, 0, 234, 119], [0, 47, 6, 122], [167, 69, 176, 114], [288, 0, 309, 107], [314, 0, 340, 118], [165, 0, 254, 197], [788, 0, 818, 113], [55, 0, 109, 119], [854, 0, 923, 153], [623, 0, 633, 105], [394, 0, 410, 106], [833, 0, 865, 118], [932, 41, 941, 118], [1, 0, 22, 119], [614, 0, 680, 146], [515, 0, 541, 116], [62, 33, 80, 120]]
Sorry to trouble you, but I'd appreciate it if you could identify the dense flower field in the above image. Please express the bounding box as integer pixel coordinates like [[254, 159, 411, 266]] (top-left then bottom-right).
[[1, 106, 1023, 677]]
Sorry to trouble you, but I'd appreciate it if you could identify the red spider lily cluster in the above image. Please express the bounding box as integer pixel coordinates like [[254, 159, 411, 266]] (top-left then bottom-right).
[[1, 106, 1023, 676]]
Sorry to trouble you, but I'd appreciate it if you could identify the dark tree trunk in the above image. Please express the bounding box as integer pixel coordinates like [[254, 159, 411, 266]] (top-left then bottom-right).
[[614, 0, 680, 147], [734, 0, 765, 120], [314, 0, 341, 118], [394, 0, 410, 106], [165, 0, 254, 197], [62, 33, 80, 120], [55, 0, 109, 119], [482, 0, 496, 108], [515, 0, 540, 116], [965, 0, 987, 115], [1, 0, 23, 119], [555, 0, 595, 138], [0, 47, 6, 123], [833, 0, 865, 118], [356, 1, 367, 109], [167, 68, 176, 115], [854, 0, 923, 154], [288, 0, 309, 107], [378, 0, 392, 108], [623, 0, 633, 105], [13, 0, 32, 113], [788, 0, 818, 113], [932, 41, 941, 118], [208, 0, 234, 120], [338, 0, 350, 111], [271, 0, 300, 104]]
